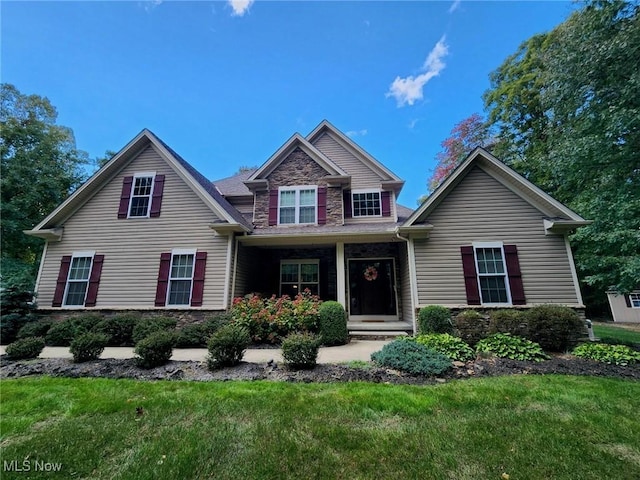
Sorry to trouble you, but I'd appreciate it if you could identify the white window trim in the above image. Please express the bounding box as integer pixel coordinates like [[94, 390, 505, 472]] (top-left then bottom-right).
[[630, 293, 640, 309], [166, 248, 197, 306], [472, 242, 512, 306], [351, 189, 383, 218], [277, 185, 318, 225], [127, 172, 156, 219], [280, 259, 320, 296], [63, 251, 95, 308]]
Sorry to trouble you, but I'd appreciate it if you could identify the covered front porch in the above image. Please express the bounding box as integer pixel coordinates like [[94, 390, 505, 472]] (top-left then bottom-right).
[[231, 234, 414, 334]]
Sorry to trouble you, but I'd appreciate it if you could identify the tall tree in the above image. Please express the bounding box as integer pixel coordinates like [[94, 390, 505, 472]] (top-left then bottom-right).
[[483, 0, 640, 311], [0, 84, 88, 288], [425, 113, 493, 197]]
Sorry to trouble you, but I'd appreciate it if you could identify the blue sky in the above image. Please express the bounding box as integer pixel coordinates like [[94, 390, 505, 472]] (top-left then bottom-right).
[[2, 0, 577, 206]]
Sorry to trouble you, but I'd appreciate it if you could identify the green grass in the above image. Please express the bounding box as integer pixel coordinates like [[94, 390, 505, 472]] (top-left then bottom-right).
[[1, 376, 640, 479], [593, 323, 640, 347]]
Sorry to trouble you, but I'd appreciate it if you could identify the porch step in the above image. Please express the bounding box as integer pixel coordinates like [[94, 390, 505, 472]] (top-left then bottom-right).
[[349, 330, 409, 341], [348, 321, 413, 340]]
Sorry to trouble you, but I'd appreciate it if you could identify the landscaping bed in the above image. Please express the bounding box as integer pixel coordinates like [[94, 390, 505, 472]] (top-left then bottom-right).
[[1, 354, 638, 384]]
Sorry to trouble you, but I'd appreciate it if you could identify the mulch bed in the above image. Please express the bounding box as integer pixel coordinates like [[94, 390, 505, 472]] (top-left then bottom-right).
[[1, 355, 638, 385]]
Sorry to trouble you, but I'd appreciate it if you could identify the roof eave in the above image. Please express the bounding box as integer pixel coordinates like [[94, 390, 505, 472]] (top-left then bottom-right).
[[24, 228, 63, 241], [544, 219, 593, 235]]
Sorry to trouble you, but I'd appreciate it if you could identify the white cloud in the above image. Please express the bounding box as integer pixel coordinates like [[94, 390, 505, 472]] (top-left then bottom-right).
[[386, 36, 449, 107], [229, 0, 254, 17], [346, 129, 368, 138], [408, 118, 420, 130], [140, 0, 163, 12], [448, 0, 462, 14]]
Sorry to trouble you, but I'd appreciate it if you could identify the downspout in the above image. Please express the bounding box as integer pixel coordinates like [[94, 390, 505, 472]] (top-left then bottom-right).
[[396, 231, 418, 335]]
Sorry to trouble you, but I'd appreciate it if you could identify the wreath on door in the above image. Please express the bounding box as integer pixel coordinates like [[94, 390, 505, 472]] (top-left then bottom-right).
[[363, 265, 378, 281]]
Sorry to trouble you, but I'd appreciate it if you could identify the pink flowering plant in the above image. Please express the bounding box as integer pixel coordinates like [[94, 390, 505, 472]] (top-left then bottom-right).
[[231, 290, 322, 343]]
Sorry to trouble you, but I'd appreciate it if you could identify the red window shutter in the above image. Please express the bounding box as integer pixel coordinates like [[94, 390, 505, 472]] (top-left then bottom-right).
[[268, 189, 279, 226], [504, 244, 526, 305], [190, 252, 208, 307], [84, 254, 104, 307], [381, 191, 391, 217], [52, 255, 72, 307], [460, 246, 481, 305], [149, 174, 165, 218], [118, 176, 134, 219], [624, 295, 632, 308], [343, 190, 352, 218], [317, 187, 327, 225], [155, 253, 172, 307]]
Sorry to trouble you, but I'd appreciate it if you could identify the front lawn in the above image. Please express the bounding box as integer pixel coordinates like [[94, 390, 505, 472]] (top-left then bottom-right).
[[593, 323, 640, 347], [2, 376, 639, 479]]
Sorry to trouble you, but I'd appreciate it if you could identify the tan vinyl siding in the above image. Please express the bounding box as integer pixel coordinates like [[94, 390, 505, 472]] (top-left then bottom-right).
[[38, 145, 230, 309], [398, 242, 413, 324], [232, 242, 260, 299], [607, 292, 640, 323], [414, 166, 579, 306], [312, 133, 383, 189]]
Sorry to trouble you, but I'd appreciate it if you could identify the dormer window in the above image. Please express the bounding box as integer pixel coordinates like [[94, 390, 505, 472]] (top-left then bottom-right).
[[352, 190, 382, 217], [278, 186, 317, 225]]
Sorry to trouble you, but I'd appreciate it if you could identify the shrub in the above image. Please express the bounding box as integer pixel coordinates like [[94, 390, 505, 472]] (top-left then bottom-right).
[[5, 337, 45, 360], [476, 333, 549, 362], [131, 317, 177, 344], [417, 305, 453, 335], [175, 315, 230, 348], [371, 340, 452, 376], [207, 324, 251, 369], [281, 332, 320, 369], [0, 284, 36, 344], [44, 315, 102, 346], [525, 305, 585, 352], [489, 309, 528, 337], [453, 310, 489, 346], [134, 331, 176, 369], [572, 343, 640, 366], [17, 319, 53, 340], [318, 301, 348, 346], [93, 314, 139, 346], [409, 333, 475, 362], [2, 314, 40, 345], [70, 332, 109, 362]]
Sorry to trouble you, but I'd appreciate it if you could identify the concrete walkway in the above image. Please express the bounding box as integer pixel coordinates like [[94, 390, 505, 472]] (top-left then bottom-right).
[[0, 340, 391, 364]]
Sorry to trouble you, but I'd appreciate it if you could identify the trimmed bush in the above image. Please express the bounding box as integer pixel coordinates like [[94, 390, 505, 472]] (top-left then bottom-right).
[[476, 333, 548, 362], [1, 314, 31, 345], [371, 340, 452, 376], [489, 309, 528, 337], [44, 315, 102, 346], [70, 332, 109, 362], [5, 337, 45, 360], [417, 305, 453, 335], [175, 315, 230, 348], [572, 343, 640, 366], [525, 305, 585, 352], [0, 284, 36, 345], [134, 331, 176, 369], [409, 333, 475, 362], [453, 310, 489, 346], [207, 324, 251, 369], [318, 301, 348, 346], [93, 314, 139, 346], [281, 332, 320, 369], [132, 317, 177, 344], [17, 319, 53, 340]]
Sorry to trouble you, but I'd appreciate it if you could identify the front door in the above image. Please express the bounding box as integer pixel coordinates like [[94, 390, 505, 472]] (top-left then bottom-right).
[[348, 258, 397, 319]]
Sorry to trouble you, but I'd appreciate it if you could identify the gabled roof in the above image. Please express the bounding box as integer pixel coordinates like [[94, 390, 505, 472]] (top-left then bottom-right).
[[214, 168, 256, 197], [405, 147, 591, 231], [306, 120, 405, 193], [27, 129, 252, 238], [246, 133, 348, 189]]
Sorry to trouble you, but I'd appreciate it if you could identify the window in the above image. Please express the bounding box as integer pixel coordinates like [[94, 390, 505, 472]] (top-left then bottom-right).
[[168, 252, 195, 306], [63, 253, 94, 306], [474, 244, 511, 305], [630, 293, 640, 308], [279, 186, 317, 224], [352, 191, 381, 217], [128, 173, 155, 217], [280, 260, 319, 297]]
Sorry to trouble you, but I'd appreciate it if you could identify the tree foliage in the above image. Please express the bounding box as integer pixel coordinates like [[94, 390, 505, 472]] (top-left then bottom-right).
[[483, 1, 640, 309], [0, 84, 88, 289], [425, 113, 492, 196]]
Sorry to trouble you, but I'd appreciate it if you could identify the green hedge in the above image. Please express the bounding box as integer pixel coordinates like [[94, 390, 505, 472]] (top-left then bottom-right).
[[318, 301, 348, 346]]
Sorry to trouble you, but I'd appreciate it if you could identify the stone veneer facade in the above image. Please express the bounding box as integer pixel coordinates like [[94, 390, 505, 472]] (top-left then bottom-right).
[[253, 147, 343, 228]]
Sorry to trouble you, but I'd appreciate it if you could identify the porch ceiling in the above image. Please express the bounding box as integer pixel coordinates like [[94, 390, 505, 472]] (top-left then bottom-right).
[[237, 230, 404, 246]]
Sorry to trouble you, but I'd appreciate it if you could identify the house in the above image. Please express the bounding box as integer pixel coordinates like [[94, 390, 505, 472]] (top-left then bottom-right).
[[26, 120, 591, 333], [606, 290, 640, 323]]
